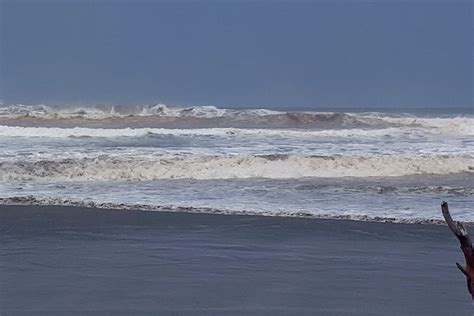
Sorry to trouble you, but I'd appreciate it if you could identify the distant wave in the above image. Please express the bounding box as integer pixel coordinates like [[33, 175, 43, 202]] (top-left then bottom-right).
[[0, 195, 455, 225], [1, 103, 472, 133], [0, 103, 299, 119], [0, 103, 391, 129], [0, 154, 472, 181]]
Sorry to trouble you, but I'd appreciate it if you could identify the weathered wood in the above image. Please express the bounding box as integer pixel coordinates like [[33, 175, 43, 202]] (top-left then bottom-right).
[[441, 201, 474, 299]]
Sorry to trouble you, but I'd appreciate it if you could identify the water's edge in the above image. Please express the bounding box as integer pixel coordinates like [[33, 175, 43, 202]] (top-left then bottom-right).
[[0, 197, 461, 226]]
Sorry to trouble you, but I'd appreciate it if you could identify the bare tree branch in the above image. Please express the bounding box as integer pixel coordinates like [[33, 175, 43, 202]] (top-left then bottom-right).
[[442, 201, 474, 299]]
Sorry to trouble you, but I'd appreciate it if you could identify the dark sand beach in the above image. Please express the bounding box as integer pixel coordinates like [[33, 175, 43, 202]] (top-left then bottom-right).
[[1, 205, 472, 315]]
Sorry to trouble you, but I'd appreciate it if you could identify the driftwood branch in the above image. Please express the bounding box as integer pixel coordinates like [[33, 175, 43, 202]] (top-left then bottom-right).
[[441, 201, 474, 299]]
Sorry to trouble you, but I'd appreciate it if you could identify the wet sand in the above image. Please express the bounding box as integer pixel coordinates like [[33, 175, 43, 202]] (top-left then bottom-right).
[[1, 205, 472, 315]]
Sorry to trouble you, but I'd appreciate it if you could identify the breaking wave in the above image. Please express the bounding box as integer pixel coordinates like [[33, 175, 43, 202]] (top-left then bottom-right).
[[1, 154, 472, 181], [0, 103, 472, 133], [0, 125, 436, 139], [0, 103, 320, 120], [0, 195, 456, 225]]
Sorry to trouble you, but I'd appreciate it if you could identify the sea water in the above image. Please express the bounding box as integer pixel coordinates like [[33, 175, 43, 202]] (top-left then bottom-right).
[[0, 103, 472, 223]]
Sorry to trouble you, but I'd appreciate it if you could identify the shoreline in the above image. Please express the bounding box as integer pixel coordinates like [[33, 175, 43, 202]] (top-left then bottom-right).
[[0, 201, 458, 226]]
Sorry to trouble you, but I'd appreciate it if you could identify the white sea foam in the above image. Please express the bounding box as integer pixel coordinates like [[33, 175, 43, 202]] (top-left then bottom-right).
[[363, 115, 474, 135], [138, 104, 229, 118], [0, 154, 472, 181], [0, 104, 51, 116], [0, 124, 462, 139], [0, 103, 278, 119], [0, 195, 461, 225]]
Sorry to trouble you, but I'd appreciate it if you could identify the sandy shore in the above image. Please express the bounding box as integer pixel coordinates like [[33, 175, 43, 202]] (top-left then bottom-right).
[[1, 205, 472, 315]]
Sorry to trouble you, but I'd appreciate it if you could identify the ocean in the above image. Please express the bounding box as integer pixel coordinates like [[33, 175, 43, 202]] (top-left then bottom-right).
[[0, 103, 472, 223]]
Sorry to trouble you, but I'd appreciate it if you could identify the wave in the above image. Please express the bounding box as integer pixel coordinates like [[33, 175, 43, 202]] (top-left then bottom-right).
[[293, 183, 474, 196], [1, 103, 472, 133], [0, 103, 294, 119], [0, 195, 455, 225], [373, 115, 474, 135], [0, 154, 472, 181], [0, 104, 389, 129], [0, 125, 436, 139]]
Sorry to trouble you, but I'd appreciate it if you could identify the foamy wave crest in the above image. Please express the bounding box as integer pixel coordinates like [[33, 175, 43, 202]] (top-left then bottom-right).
[[1, 103, 472, 132], [0, 154, 472, 181], [0, 103, 276, 119], [0, 125, 429, 139], [368, 115, 474, 135], [0, 195, 455, 225], [0, 104, 51, 116], [139, 104, 229, 118], [0, 103, 387, 130], [0, 104, 118, 119]]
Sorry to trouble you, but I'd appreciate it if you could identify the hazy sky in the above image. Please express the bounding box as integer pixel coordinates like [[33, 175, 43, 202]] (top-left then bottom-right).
[[1, 0, 472, 109]]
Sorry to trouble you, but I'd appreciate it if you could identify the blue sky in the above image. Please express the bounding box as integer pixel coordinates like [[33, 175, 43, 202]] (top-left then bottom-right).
[[1, 0, 472, 109]]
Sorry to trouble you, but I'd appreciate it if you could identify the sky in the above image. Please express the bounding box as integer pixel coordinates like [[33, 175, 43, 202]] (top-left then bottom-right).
[[0, 0, 472, 109]]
